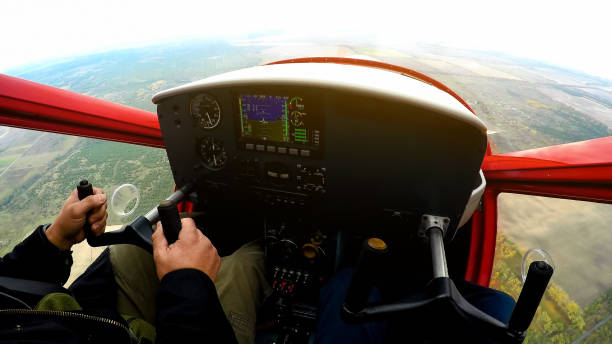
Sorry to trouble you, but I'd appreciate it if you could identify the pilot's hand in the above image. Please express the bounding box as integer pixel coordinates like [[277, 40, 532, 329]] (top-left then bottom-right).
[[46, 187, 107, 251], [152, 218, 221, 282]]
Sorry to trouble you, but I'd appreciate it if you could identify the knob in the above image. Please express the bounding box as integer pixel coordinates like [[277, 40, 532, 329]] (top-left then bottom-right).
[[157, 200, 182, 244]]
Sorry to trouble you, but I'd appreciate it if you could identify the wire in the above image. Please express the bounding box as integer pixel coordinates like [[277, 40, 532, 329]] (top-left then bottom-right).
[[0, 291, 32, 309]]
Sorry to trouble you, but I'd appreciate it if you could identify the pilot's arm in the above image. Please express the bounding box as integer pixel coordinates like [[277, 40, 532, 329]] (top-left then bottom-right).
[[153, 218, 238, 343], [0, 188, 107, 285]]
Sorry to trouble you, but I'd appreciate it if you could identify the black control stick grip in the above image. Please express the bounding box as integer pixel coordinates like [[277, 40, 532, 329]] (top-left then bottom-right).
[[508, 261, 553, 333], [157, 200, 182, 245], [344, 238, 389, 314], [77, 180, 94, 238]]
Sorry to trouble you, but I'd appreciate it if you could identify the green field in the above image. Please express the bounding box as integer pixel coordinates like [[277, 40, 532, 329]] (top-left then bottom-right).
[[0, 135, 175, 254], [0, 155, 18, 168]]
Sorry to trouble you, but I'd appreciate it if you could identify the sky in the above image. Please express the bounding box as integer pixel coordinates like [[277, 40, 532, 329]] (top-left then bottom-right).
[[1, 0, 612, 80]]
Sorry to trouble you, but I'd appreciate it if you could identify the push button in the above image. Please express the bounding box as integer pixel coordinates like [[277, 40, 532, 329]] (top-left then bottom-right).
[[289, 148, 299, 156], [256, 144, 265, 151]]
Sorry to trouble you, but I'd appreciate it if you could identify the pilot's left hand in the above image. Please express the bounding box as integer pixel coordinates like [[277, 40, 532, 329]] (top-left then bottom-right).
[[46, 187, 108, 250]]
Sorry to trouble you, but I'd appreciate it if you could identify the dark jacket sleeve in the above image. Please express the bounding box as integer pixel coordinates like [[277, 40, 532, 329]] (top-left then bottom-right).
[[0, 225, 73, 285], [156, 268, 238, 344]]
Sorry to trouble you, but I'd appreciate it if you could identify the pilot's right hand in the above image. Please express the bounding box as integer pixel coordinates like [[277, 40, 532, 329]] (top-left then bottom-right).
[[152, 218, 221, 282]]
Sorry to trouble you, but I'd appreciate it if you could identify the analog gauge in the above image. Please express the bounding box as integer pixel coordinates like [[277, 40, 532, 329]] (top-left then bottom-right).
[[190, 93, 221, 129], [290, 111, 304, 127], [289, 97, 304, 111], [199, 136, 227, 170]]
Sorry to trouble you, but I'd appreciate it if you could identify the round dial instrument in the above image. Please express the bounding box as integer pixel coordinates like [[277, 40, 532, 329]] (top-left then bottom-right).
[[199, 136, 227, 170], [290, 111, 304, 127], [190, 93, 221, 129], [289, 97, 304, 111]]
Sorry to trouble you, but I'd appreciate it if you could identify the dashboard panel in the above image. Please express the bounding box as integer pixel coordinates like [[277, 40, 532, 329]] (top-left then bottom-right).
[[153, 63, 488, 241]]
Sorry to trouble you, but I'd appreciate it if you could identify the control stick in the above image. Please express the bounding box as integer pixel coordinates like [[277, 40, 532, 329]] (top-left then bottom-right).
[[83, 184, 191, 252], [76, 180, 95, 240], [157, 200, 182, 244], [341, 214, 554, 343], [508, 261, 554, 334]]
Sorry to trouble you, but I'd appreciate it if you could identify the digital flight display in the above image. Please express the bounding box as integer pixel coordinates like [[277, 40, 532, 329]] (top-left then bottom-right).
[[237, 94, 321, 153]]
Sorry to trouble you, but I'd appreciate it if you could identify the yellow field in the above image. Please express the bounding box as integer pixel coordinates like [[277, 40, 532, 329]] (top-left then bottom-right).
[[525, 98, 553, 109]]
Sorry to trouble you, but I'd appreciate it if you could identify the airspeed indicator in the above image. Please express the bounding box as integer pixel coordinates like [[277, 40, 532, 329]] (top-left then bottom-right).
[[191, 93, 221, 129]]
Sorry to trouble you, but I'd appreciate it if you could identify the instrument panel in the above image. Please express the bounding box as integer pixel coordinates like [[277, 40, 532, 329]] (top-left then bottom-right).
[[154, 63, 488, 240], [191, 91, 325, 170]]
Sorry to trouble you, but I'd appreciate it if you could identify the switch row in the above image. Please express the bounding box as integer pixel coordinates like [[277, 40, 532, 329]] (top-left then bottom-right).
[[245, 143, 310, 157]]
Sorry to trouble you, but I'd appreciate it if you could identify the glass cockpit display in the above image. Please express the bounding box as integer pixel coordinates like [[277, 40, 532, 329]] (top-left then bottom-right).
[[239, 94, 288, 142], [237, 94, 321, 154]]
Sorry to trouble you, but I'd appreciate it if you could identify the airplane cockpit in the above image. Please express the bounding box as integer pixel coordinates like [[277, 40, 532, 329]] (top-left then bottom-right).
[[71, 59, 552, 343]]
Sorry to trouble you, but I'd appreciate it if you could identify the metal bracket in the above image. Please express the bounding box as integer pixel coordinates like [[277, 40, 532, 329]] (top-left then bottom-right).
[[418, 214, 451, 240], [419, 214, 451, 279]]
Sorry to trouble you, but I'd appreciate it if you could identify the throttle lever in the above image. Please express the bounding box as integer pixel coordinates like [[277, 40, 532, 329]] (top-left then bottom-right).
[[343, 238, 389, 315], [76, 179, 95, 240], [157, 200, 182, 244]]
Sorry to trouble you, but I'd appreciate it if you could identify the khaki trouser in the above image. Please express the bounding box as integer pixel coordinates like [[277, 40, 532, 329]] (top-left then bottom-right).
[[109, 241, 271, 344]]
